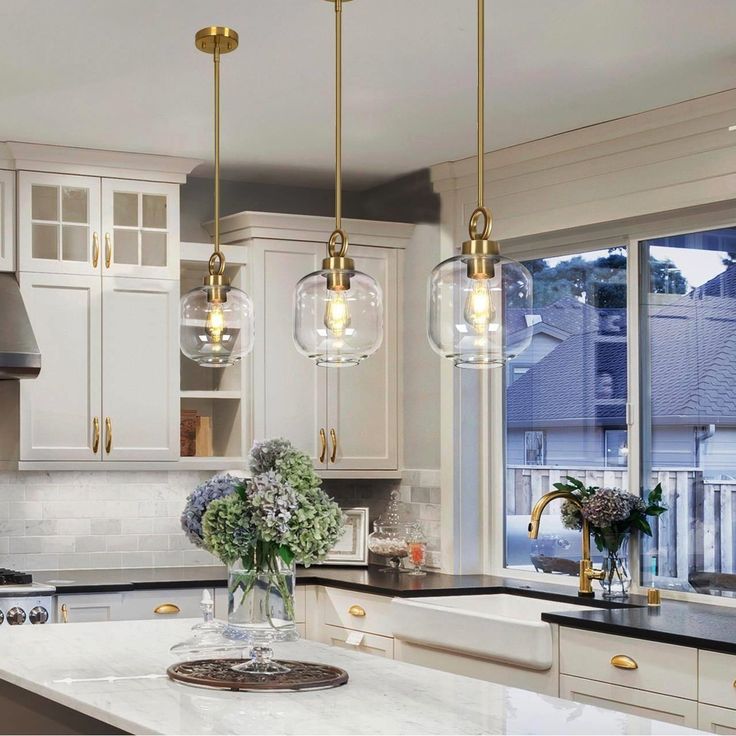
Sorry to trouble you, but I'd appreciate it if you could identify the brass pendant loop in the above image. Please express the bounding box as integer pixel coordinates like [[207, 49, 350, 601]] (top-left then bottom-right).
[[208, 251, 226, 276], [327, 229, 350, 258], [468, 206, 493, 241]]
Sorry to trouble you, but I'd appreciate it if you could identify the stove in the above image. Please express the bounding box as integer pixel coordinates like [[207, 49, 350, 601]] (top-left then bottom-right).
[[0, 569, 55, 625]]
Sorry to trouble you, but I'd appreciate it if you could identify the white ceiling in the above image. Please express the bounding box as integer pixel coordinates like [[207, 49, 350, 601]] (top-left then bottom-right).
[[2, 0, 736, 189]]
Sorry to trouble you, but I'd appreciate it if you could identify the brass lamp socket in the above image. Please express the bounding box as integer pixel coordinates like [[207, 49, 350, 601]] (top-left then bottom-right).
[[462, 238, 500, 280], [322, 255, 355, 291], [203, 274, 230, 304]]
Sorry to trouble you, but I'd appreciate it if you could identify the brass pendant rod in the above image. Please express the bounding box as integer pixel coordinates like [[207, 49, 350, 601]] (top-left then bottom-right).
[[334, 0, 343, 232], [477, 0, 484, 210], [213, 41, 221, 255]]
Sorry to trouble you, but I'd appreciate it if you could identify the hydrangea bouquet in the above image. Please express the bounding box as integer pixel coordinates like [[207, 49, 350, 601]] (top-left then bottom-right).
[[557, 476, 666, 597], [181, 439, 343, 645]]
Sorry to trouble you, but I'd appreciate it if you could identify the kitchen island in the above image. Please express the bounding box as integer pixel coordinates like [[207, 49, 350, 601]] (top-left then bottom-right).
[[0, 619, 700, 735]]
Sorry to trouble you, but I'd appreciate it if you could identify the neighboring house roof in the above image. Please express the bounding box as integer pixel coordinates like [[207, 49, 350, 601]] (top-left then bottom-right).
[[508, 266, 736, 427]]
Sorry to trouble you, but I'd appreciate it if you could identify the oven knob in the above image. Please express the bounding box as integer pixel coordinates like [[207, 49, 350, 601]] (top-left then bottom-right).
[[29, 606, 49, 625], [0, 610, 4, 625], [7, 607, 26, 625]]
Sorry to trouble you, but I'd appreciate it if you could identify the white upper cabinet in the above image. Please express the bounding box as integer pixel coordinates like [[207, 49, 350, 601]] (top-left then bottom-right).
[[101, 278, 179, 461], [327, 245, 399, 470], [18, 172, 101, 276], [249, 240, 327, 467], [19, 272, 102, 461], [101, 179, 179, 279], [217, 211, 411, 476], [0, 169, 15, 271]]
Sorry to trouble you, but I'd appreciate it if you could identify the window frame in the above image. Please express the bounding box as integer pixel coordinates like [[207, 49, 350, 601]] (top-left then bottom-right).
[[484, 205, 736, 605]]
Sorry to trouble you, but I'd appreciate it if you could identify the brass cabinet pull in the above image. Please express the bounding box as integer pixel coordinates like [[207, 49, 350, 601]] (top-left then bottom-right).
[[104, 416, 112, 454], [348, 604, 366, 617], [60, 604, 68, 624], [92, 232, 100, 268], [319, 428, 327, 463], [610, 654, 638, 670], [92, 417, 100, 454], [104, 232, 112, 268], [329, 428, 337, 463], [154, 603, 181, 615]]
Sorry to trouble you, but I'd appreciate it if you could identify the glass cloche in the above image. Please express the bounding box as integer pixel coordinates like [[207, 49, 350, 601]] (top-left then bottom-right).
[[368, 490, 412, 571]]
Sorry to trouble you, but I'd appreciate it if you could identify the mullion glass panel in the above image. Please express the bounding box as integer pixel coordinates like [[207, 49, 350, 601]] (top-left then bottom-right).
[[503, 247, 628, 577]]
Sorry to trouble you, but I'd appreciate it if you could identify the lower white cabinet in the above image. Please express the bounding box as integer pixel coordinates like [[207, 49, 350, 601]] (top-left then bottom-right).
[[699, 703, 736, 734], [559, 674, 699, 728], [322, 623, 394, 658], [57, 588, 214, 623]]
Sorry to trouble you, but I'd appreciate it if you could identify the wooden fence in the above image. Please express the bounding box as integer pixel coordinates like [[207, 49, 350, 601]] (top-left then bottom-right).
[[507, 465, 733, 583]]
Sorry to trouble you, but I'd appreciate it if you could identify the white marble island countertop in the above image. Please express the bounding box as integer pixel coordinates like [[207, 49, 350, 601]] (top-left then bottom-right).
[[0, 619, 701, 735]]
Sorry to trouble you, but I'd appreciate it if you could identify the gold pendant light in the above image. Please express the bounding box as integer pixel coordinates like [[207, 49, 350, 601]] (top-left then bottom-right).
[[427, 0, 532, 368], [293, 0, 384, 367], [180, 27, 255, 367]]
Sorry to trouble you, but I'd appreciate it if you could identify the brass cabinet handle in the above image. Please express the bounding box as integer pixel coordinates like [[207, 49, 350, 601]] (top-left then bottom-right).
[[92, 232, 100, 268], [154, 603, 181, 615], [104, 232, 112, 268], [330, 428, 337, 463], [92, 417, 100, 454], [610, 654, 638, 670], [104, 416, 112, 454], [348, 604, 366, 617], [61, 604, 68, 624], [319, 428, 327, 463]]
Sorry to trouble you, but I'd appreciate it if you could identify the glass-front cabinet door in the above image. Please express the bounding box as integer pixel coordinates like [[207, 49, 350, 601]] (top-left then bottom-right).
[[101, 179, 179, 279], [18, 172, 101, 275]]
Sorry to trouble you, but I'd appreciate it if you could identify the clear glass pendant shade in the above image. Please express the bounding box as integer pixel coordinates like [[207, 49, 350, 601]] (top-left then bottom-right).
[[427, 253, 532, 368], [180, 284, 255, 367], [294, 267, 383, 366]]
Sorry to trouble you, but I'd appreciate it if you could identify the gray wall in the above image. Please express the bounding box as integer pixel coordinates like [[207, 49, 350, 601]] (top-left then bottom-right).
[[180, 169, 442, 471]]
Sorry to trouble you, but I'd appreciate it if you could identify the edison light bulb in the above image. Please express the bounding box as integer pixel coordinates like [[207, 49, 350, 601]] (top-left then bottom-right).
[[464, 279, 495, 334], [324, 291, 351, 337], [205, 303, 225, 343]]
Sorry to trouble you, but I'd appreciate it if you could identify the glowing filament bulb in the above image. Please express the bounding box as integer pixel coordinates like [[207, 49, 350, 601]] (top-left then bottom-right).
[[324, 291, 351, 337], [464, 279, 495, 334], [205, 303, 226, 343]]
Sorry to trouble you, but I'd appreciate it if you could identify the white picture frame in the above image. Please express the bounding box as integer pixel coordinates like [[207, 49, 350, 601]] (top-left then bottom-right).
[[320, 507, 369, 566]]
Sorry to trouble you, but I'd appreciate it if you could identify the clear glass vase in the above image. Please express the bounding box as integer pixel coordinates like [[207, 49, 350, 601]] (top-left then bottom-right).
[[225, 553, 298, 673], [599, 534, 631, 598]]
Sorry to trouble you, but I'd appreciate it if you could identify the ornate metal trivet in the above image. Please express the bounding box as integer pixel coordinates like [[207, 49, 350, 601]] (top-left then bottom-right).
[[167, 659, 349, 692]]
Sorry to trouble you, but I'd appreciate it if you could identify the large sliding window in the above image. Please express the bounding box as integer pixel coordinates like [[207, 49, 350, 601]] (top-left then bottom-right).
[[504, 247, 628, 573], [501, 226, 736, 600]]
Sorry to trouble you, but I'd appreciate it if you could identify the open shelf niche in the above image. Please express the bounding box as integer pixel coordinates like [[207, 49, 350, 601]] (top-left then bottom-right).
[[179, 244, 250, 471]]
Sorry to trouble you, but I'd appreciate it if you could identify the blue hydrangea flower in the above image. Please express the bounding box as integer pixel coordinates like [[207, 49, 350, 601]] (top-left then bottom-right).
[[180, 473, 240, 548]]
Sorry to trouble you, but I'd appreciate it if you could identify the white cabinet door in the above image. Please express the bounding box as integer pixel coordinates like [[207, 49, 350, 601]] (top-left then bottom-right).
[[19, 272, 102, 461], [559, 675, 699, 729], [18, 172, 101, 276], [0, 169, 14, 272], [251, 239, 327, 467], [699, 703, 736, 734], [57, 593, 121, 623], [327, 245, 399, 470], [101, 179, 179, 279], [101, 277, 179, 461]]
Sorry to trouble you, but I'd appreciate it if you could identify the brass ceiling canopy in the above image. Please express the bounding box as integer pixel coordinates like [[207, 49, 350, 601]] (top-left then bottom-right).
[[195, 27, 239, 54]]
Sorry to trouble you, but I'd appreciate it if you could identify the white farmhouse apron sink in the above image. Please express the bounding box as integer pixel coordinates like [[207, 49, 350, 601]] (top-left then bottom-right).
[[391, 593, 598, 671]]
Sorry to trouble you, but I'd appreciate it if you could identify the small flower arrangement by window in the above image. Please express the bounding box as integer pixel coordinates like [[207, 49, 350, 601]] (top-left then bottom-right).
[[557, 476, 667, 597]]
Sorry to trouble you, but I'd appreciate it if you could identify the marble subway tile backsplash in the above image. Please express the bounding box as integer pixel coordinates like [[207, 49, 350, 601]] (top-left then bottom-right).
[[0, 471, 218, 571], [0, 468, 442, 571]]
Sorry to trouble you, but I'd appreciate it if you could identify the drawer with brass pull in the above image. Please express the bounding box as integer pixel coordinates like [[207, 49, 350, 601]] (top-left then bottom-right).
[[320, 587, 393, 637], [559, 627, 697, 700], [699, 650, 736, 709]]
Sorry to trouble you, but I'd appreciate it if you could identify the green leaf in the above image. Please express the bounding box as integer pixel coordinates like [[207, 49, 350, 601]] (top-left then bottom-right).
[[278, 545, 295, 565]]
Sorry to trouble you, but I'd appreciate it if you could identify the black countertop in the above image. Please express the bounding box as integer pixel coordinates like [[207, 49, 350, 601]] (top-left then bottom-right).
[[35, 565, 736, 656], [542, 599, 736, 655], [35, 565, 633, 606]]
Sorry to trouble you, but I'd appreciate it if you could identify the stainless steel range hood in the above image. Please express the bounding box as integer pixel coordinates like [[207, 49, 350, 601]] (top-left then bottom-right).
[[0, 273, 41, 379]]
